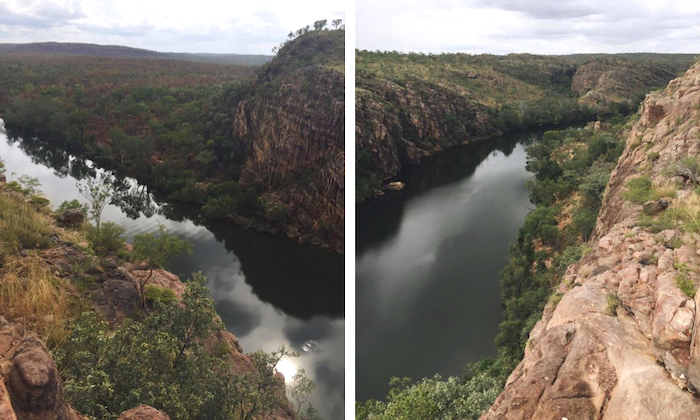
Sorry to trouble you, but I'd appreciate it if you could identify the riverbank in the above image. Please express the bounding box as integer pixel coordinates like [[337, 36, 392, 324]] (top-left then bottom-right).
[[0, 177, 300, 419], [0, 127, 345, 419]]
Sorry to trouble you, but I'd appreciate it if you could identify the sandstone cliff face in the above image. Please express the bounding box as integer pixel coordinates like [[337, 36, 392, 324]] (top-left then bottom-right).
[[484, 62, 700, 419], [572, 58, 680, 108], [234, 31, 344, 253], [355, 79, 498, 184]]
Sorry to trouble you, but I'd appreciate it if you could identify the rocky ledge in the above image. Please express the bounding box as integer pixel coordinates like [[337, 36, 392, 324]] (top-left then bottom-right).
[[484, 62, 700, 419]]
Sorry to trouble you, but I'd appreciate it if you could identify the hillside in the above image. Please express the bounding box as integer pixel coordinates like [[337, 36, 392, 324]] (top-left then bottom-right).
[[0, 42, 273, 65], [485, 62, 700, 419], [234, 29, 345, 251], [0, 26, 345, 252], [355, 51, 696, 201], [0, 177, 298, 419]]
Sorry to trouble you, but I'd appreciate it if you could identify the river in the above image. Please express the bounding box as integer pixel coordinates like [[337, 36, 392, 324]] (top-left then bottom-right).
[[0, 120, 344, 419], [356, 132, 535, 401]]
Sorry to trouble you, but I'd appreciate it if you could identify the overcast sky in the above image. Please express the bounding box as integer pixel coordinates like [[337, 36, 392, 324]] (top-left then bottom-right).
[[358, 0, 700, 54], [0, 0, 344, 54]]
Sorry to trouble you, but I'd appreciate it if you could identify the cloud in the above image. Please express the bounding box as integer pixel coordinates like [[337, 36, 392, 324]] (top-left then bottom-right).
[[0, 0, 344, 53], [357, 0, 700, 54]]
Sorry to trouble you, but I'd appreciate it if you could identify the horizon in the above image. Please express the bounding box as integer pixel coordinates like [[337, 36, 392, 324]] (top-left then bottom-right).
[[0, 40, 275, 56], [357, 0, 700, 55], [0, 0, 343, 55]]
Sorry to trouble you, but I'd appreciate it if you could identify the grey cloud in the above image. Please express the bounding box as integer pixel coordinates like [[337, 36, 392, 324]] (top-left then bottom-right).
[[469, 0, 599, 20], [0, 1, 84, 29]]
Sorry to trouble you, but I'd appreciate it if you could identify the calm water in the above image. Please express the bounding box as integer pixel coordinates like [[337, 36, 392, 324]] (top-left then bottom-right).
[[0, 120, 344, 419], [356, 133, 534, 401]]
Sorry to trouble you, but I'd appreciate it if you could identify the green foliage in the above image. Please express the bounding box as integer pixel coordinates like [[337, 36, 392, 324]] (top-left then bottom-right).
[[0, 193, 53, 258], [144, 285, 177, 305], [77, 177, 113, 237], [133, 223, 193, 311], [53, 199, 88, 218], [55, 274, 302, 419], [676, 274, 696, 298], [623, 176, 653, 204], [133, 223, 193, 269], [356, 373, 503, 420], [606, 293, 620, 315], [88, 221, 126, 256]]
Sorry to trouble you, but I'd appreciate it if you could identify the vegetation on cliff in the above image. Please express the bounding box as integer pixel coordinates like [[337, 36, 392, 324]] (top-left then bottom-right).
[[0, 162, 317, 419], [355, 51, 695, 201], [0, 21, 344, 251], [356, 120, 629, 419]]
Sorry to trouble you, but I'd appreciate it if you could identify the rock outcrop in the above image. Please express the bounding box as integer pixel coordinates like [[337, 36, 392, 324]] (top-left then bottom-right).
[[0, 317, 85, 420], [234, 30, 345, 252], [355, 78, 499, 184], [484, 62, 700, 419]]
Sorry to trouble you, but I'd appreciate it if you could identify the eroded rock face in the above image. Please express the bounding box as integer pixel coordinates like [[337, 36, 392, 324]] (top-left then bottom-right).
[[233, 35, 344, 253], [485, 62, 700, 419], [355, 78, 499, 190]]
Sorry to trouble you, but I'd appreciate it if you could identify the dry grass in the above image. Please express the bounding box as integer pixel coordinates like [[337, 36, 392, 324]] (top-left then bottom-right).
[[0, 254, 70, 347], [0, 188, 71, 346], [667, 191, 700, 233], [0, 192, 53, 259]]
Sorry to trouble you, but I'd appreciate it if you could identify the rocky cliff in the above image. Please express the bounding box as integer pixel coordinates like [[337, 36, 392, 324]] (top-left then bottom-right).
[[234, 30, 345, 252], [483, 62, 700, 419], [355, 53, 695, 202]]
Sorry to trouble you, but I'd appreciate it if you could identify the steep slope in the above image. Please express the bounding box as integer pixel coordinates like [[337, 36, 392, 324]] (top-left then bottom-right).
[[484, 62, 700, 419], [355, 52, 695, 202], [234, 30, 345, 252]]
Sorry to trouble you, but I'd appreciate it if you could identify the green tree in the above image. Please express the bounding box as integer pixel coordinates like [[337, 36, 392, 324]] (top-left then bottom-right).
[[55, 274, 307, 420], [132, 223, 193, 312], [77, 177, 113, 238], [313, 20, 327, 31]]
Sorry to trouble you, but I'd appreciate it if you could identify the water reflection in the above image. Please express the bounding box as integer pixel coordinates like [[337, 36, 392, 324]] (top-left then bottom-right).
[[1, 121, 344, 419], [356, 131, 535, 402]]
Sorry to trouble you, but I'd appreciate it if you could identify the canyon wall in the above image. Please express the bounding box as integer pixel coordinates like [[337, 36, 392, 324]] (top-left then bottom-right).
[[235, 30, 345, 252], [483, 62, 700, 420]]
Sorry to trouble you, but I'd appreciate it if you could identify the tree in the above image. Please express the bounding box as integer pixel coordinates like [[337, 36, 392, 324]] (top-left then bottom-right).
[[77, 176, 113, 238], [290, 368, 317, 418], [313, 19, 327, 31], [331, 19, 343, 30], [55, 274, 310, 420], [133, 223, 193, 312]]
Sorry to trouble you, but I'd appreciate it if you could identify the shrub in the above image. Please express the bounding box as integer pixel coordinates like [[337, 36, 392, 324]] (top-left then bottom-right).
[[88, 221, 126, 256], [606, 293, 620, 315], [53, 199, 88, 218], [676, 274, 696, 298], [623, 176, 652, 204], [55, 274, 308, 419], [144, 285, 177, 305]]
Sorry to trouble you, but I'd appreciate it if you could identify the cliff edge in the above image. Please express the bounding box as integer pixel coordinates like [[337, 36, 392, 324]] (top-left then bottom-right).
[[484, 62, 700, 419]]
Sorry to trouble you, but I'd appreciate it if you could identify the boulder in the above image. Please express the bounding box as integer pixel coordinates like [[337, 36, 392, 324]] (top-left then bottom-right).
[[384, 181, 405, 191], [56, 209, 84, 227], [643, 198, 670, 215], [117, 405, 170, 420], [7, 336, 61, 415]]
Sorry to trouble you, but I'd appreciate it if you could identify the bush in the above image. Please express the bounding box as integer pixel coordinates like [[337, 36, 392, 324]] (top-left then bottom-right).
[[55, 274, 305, 420], [676, 274, 696, 298], [53, 199, 88, 218], [144, 285, 177, 305], [88, 221, 126, 256], [623, 176, 653, 204]]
